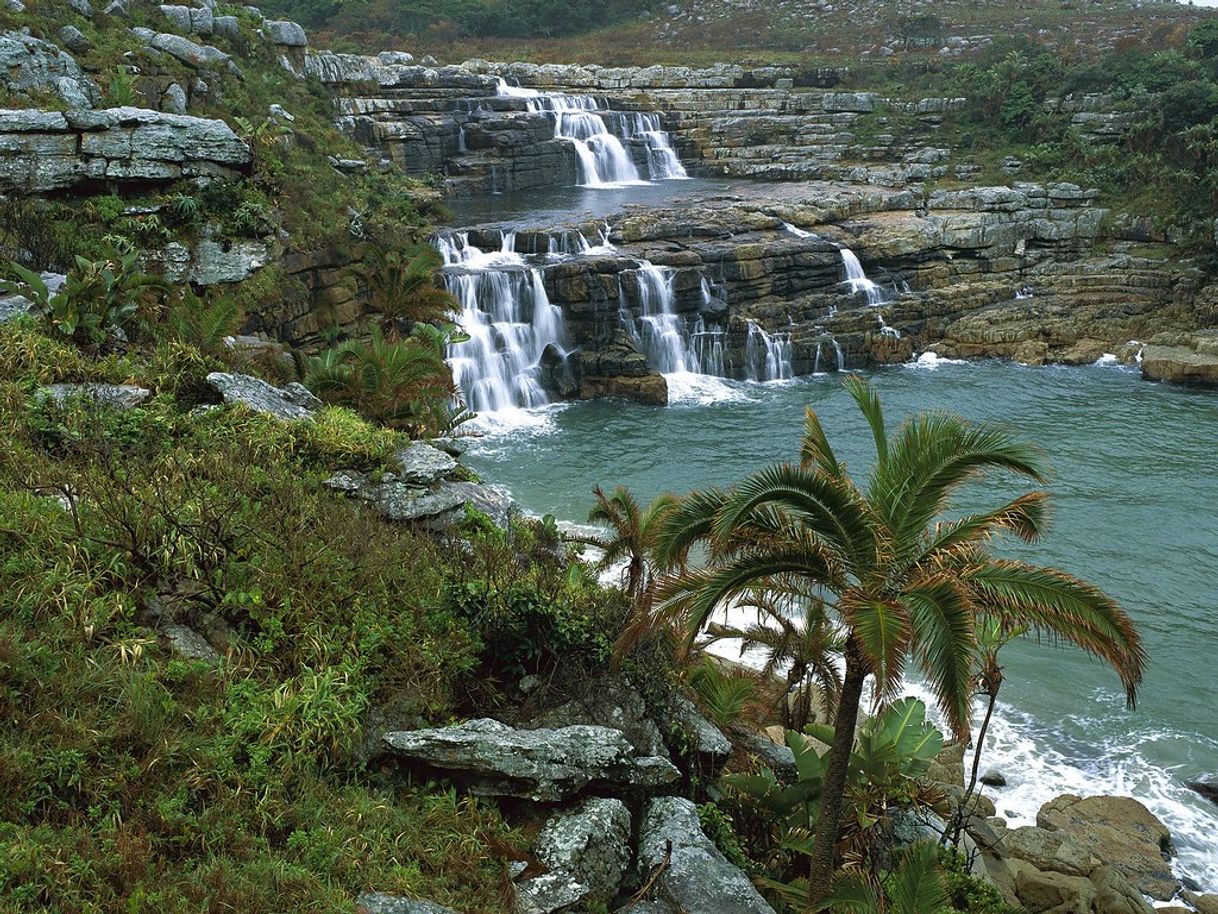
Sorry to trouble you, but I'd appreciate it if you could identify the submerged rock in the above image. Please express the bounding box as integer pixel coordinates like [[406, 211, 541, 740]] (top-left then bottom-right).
[[637, 796, 777, 914], [1185, 778, 1218, 807], [205, 372, 320, 420], [382, 718, 679, 801], [514, 797, 632, 914]]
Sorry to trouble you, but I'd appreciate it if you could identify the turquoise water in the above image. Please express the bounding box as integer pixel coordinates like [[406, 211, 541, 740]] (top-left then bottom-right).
[[464, 360, 1218, 891]]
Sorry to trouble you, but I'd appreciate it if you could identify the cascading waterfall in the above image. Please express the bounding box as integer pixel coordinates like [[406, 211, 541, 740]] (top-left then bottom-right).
[[744, 320, 793, 382], [436, 229, 572, 415], [624, 263, 690, 373], [840, 247, 887, 306], [496, 78, 687, 185]]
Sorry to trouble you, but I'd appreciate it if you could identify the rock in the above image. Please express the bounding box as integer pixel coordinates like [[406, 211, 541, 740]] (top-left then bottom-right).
[[355, 893, 461, 914], [527, 673, 667, 757], [1003, 826, 1097, 877], [657, 691, 731, 767], [1142, 339, 1218, 387], [162, 82, 188, 114], [161, 623, 220, 662], [4, 0, 26, 12], [382, 718, 680, 801], [213, 15, 240, 38], [980, 768, 1007, 787], [1010, 859, 1096, 914], [56, 26, 93, 54], [36, 383, 151, 410], [159, 4, 192, 32], [1183, 892, 1218, 914], [619, 904, 676, 914], [392, 441, 458, 484], [1185, 778, 1218, 806], [205, 372, 319, 420], [190, 6, 214, 36], [0, 32, 101, 108], [1036, 794, 1178, 899], [187, 239, 269, 284], [1, 271, 64, 322], [1089, 866, 1154, 914], [421, 54, 437, 66], [148, 33, 234, 70], [264, 19, 307, 46], [514, 798, 632, 914], [377, 51, 414, 65], [637, 796, 778, 914], [67, 0, 94, 17], [927, 741, 966, 787], [731, 726, 796, 781], [103, 0, 128, 15]]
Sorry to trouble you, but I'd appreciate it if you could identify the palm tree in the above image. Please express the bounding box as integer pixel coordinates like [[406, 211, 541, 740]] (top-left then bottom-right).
[[358, 245, 458, 340], [654, 376, 1145, 902], [704, 585, 845, 730], [582, 486, 680, 662]]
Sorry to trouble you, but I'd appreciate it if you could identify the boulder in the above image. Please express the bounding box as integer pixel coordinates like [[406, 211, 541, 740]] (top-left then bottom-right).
[[160, 623, 220, 662], [1036, 794, 1178, 899], [67, 0, 94, 17], [657, 691, 731, 768], [355, 894, 461, 914], [980, 768, 1007, 787], [0, 32, 100, 108], [731, 726, 797, 781], [393, 441, 458, 484], [1003, 826, 1097, 877], [1089, 866, 1154, 914], [1010, 859, 1096, 914], [56, 25, 93, 54], [264, 19, 307, 46], [37, 383, 151, 410], [162, 82, 188, 114], [514, 798, 632, 914], [382, 718, 680, 801], [637, 796, 777, 914], [205, 372, 319, 420], [148, 33, 234, 71], [527, 673, 667, 757], [1183, 893, 1218, 914]]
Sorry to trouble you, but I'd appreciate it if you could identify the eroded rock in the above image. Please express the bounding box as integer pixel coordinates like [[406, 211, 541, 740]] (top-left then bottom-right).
[[382, 718, 679, 801], [205, 372, 320, 420], [514, 798, 632, 914]]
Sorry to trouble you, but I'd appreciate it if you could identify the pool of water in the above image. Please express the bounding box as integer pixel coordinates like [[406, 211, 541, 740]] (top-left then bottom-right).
[[463, 360, 1218, 892]]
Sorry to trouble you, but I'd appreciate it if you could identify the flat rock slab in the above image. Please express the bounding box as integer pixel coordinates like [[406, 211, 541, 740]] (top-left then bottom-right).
[[528, 673, 667, 757], [37, 383, 151, 410], [1141, 344, 1218, 386], [382, 718, 678, 802], [638, 796, 777, 914], [1036, 793, 1178, 899], [205, 372, 319, 421], [514, 797, 632, 914], [356, 893, 461, 914]]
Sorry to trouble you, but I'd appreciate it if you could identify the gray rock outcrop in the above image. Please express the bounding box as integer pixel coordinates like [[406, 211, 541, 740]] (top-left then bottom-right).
[[0, 31, 100, 108], [382, 718, 680, 801], [36, 383, 152, 410], [527, 673, 667, 757], [393, 440, 458, 484], [205, 372, 320, 420], [355, 894, 461, 914], [265, 19, 307, 46], [637, 796, 777, 914], [514, 798, 632, 914], [0, 107, 250, 193]]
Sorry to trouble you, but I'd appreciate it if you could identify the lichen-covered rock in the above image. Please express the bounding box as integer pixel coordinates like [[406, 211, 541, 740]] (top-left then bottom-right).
[[393, 441, 458, 484], [37, 383, 152, 410], [382, 718, 680, 801], [0, 31, 100, 108], [56, 25, 93, 54], [528, 674, 667, 757], [148, 33, 235, 71], [161, 623, 221, 662], [514, 798, 632, 914], [264, 19, 307, 46], [355, 893, 461, 914], [1, 272, 64, 322], [637, 796, 777, 914], [1036, 794, 1178, 900], [657, 691, 731, 766], [205, 372, 319, 420]]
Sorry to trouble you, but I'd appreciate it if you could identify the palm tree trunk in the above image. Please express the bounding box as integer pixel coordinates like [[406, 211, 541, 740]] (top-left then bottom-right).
[[806, 639, 867, 902]]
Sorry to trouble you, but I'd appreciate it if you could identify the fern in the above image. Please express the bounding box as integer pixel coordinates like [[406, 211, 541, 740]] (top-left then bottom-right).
[[165, 290, 243, 353]]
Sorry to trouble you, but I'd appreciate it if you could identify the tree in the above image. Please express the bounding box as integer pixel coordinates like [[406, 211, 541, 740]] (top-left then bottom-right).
[[358, 245, 458, 341], [654, 376, 1145, 901], [705, 585, 844, 730], [582, 485, 679, 661]]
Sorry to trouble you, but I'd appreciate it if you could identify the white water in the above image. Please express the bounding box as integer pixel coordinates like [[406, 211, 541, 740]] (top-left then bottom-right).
[[745, 319, 794, 381], [496, 78, 687, 185], [437, 230, 572, 420], [841, 247, 887, 306]]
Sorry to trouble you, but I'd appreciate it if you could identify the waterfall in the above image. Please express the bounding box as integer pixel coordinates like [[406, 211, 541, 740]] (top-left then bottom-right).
[[436, 230, 572, 415], [623, 263, 691, 373], [496, 79, 686, 185], [744, 320, 793, 382], [876, 312, 901, 340], [782, 222, 815, 238], [840, 248, 886, 306], [689, 316, 726, 376]]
